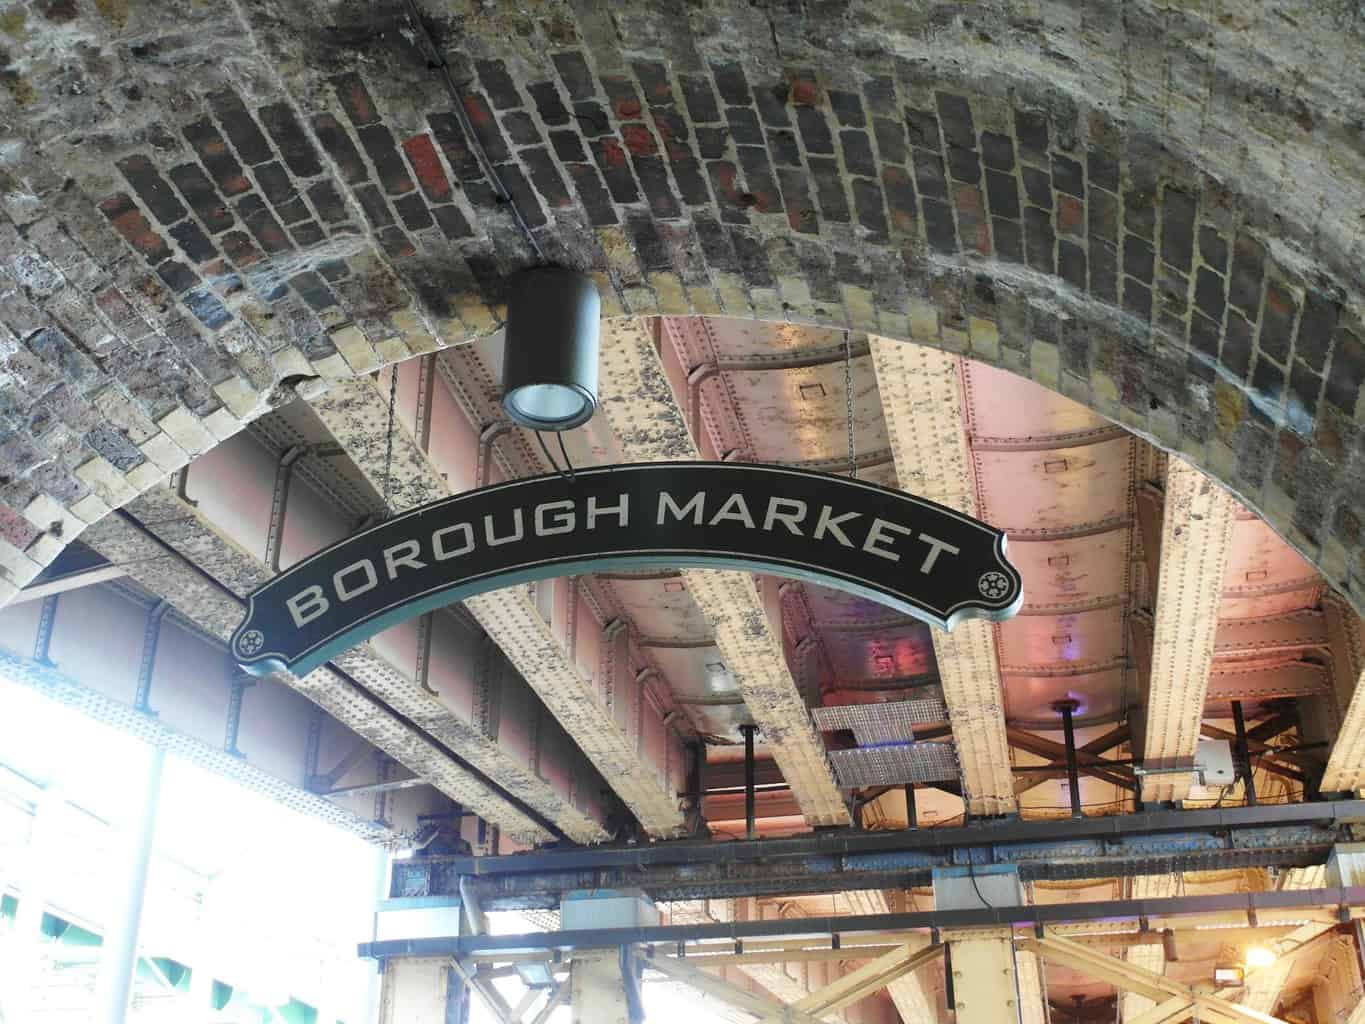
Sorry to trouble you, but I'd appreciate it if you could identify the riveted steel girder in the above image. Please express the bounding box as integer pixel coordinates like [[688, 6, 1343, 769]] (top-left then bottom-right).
[[1139, 458, 1238, 802], [81, 486, 564, 844], [597, 319, 849, 826], [870, 337, 1015, 816], [309, 374, 679, 837]]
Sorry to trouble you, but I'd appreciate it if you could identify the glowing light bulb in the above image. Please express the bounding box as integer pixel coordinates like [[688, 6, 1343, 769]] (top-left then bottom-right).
[[1245, 946, 1276, 970]]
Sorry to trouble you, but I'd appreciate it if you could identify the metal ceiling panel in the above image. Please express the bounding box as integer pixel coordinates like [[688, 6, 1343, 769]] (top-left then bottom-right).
[[1002, 668, 1127, 724], [1220, 587, 1323, 619], [598, 574, 714, 642], [973, 438, 1134, 535], [700, 319, 851, 361], [997, 605, 1126, 671], [718, 358, 888, 465], [1007, 531, 1131, 613], [827, 742, 961, 786], [1206, 662, 1331, 701], [962, 361, 1112, 443], [1223, 519, 1318, 595], [817, 620, 938, 685], [633, 643, 746, 741], [811, 699, 950, 743]]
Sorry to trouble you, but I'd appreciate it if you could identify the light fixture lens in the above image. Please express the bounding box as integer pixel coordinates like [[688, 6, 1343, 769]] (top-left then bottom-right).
[[1245, 946, 1276, 970], [503, 382, 595, 430]]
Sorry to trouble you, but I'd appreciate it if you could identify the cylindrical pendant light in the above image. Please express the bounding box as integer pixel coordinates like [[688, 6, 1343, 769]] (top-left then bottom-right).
[[500, 267, 600, 431]]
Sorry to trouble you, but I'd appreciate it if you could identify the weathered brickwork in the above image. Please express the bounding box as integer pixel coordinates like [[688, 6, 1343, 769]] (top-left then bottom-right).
[[0, 0, 1363, 606]]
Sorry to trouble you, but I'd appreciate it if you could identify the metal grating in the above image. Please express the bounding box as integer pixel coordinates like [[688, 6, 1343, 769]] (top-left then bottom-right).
[[828, 742, 960, 787], [811, 699, 949, 745]]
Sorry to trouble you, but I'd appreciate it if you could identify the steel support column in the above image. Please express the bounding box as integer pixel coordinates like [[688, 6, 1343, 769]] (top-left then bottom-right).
[[93, 745, 165, 1024], [1058, 700, 1083, 818], [934, 865, 1025, 1024], [11, 775, 63, 1020], [871, 338, 1015, 815], [742, 724, 757, 840], [378, 959, 469, 1024]]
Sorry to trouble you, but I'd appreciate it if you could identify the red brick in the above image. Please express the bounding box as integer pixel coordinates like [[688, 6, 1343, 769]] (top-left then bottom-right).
[[402, 134, 452, 202], [787, 71, 821, 107], [99, 193, 171, 263], [1058, 194, 1084, 236], [621, 123, 657, 157]]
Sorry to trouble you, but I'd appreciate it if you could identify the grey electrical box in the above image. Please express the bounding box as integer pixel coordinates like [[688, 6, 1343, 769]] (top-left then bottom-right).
[[1195, 737, 1236, 786]]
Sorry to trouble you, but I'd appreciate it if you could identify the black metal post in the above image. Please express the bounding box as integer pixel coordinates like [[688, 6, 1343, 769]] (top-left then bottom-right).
[[741, 724, 757, 840], [1058, 700, 1083, 818], [1232, 700, 1257, 806], [904, 783, 918, 830]]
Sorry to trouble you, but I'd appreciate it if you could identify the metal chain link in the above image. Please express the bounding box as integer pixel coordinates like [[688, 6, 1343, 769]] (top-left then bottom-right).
[[844, 330, 857, 479], [382, 366, 398, 515]]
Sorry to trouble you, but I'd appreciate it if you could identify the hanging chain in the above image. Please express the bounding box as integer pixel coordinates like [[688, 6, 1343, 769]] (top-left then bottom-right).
[[382, 366, 398, 515], [844, 330, 857, 479]]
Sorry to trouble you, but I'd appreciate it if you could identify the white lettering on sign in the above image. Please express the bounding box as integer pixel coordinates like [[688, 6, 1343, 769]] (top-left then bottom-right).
[[266, 476, 993, 656], [287, 584, 329, 628], [863, 518, 914, 561], [586, 493, 629, 529], [432, 522, 473, 560], [709, 493, 755, 529], [813, 505, 860, 546], [535, 500, 575, 536], [917, 533, 960, 573], [383, 539, 426, 580], [485, 508, 524, 547], [658, 491, 705, 525], [763, 497, 807, 535], [334, 559, 378, 601]]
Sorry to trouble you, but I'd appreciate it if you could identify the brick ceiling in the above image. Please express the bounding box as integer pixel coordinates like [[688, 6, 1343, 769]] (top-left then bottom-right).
[[0, 0, 1362, 605]]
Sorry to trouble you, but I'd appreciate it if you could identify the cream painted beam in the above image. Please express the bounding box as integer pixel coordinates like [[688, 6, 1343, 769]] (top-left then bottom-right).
[[1123, 876, 1179, 1024], [1321, 594, 1365, 793], [1019, 935, 1288, 1024], [80, 505, 558, 843], [1239, 865, 1340, 1015], [845, 890, 940, 1024], [596, 320, 848, 826], [309, 375, 684, 836], [870, 337, 1015, 815], [1139, 457, 1237, 802]]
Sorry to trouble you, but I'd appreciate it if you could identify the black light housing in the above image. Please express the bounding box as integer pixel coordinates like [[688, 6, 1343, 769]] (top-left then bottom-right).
[[500, 267, 600, 431]]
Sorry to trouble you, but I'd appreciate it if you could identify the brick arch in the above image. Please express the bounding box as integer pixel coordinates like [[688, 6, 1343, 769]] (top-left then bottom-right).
[[1, 0, 1363, 609]]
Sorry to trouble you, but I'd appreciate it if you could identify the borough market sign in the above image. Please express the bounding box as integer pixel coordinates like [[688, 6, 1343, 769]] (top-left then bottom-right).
[[232, 462, 1023, 676]]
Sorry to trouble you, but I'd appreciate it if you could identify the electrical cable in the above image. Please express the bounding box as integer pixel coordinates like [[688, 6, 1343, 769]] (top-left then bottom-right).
[[556, 431, 577, 481], [399, 0, 546, 265], [536, 430, 566, 478]]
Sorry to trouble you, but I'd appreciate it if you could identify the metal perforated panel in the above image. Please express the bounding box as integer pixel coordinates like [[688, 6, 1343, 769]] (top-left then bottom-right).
[[811, 699, 948, 745], [828, 742, 960, 787]]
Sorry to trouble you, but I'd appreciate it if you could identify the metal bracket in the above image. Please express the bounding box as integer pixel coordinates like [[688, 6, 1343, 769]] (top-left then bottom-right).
[[265, 444, 308, 574], [224, 673, 254, 757], [33, 593, 59, 666], [134, 600, 170, 715]]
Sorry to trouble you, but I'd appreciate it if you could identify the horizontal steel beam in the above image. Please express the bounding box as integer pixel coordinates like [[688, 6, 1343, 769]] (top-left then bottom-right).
[[393, 801, 1365, 909], [358, 886, 1365, 958]]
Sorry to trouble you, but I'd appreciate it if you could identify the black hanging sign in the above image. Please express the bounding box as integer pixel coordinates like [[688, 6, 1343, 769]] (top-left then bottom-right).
[[232, 462, 1023, 676]]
